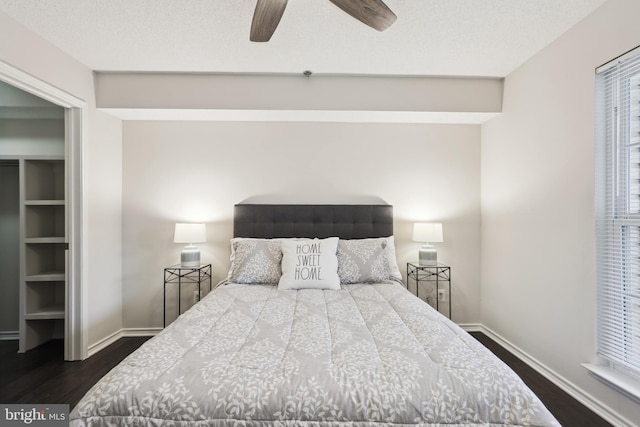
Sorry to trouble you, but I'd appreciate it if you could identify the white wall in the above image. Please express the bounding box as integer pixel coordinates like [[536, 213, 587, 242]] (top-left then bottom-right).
[[0, 11, 124, 351], [481, 0, 640, 424], [85, 111, 123, 344], [122, 121, 481, 329], [0, 119, 64, 156], [0, 80, 61, 108]]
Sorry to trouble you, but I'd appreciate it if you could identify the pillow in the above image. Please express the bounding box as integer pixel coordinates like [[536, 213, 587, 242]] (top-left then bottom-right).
[[337, 237, 392, 284], [385, 236, 403, 281], [278, 237, 340, 290], [227, 238, 283, 284]]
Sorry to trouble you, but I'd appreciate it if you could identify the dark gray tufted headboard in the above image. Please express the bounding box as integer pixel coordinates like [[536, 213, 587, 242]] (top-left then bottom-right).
[[233, 204, 393, 239]]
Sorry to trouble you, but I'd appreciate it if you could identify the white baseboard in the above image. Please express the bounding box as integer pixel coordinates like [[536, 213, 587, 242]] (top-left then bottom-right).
[[0, 331, 19, 341], [122, 327, 162, 337], [478, 325, 637, 427], [458, 323, 483, 332], [87, 330, 123, 357], [87, 327, 161, 357]]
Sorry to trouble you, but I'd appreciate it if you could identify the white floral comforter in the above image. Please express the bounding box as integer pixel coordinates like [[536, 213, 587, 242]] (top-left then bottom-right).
[[71, 282, 560, 426]]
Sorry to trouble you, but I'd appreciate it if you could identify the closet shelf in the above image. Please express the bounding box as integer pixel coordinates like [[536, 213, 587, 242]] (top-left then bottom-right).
[[25, 272, 65, 282], [25, 305, 65, 320], [24, 200, 65, 206], [25, 237, 65, 244]]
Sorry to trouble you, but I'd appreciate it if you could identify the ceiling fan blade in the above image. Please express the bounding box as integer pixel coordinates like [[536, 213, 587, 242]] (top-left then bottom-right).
[[328, 0, 397, 32], [250, 0, 288, 42]]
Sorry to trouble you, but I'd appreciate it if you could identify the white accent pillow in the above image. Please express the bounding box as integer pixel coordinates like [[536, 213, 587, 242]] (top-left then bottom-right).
[[278, 237, 340, 290]]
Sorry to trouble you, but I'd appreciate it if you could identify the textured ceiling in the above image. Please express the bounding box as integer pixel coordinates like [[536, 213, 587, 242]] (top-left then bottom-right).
[[0, 0, 607, 77]]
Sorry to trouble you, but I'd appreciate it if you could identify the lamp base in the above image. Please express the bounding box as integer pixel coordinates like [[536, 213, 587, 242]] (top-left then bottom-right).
[[418, 244, 437, 266], [181, 245, 200, 268]]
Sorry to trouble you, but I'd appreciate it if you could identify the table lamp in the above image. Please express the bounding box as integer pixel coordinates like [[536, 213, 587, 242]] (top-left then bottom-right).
[[412, 223, 443, 265], [174, 223, 206, 267]]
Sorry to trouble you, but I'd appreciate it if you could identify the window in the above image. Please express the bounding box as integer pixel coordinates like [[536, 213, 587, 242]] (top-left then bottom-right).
[[590, 46, 640, 399]]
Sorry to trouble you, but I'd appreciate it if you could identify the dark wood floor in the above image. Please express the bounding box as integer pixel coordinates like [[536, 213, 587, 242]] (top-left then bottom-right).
[[0, 332, 613, 426], [0, 336, 150, 408], [469, 332, 613, 427]]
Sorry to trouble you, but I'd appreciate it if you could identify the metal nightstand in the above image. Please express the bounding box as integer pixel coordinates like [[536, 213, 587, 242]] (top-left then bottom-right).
[[406, 262, 451, 319], [163, 264, 212, 327]]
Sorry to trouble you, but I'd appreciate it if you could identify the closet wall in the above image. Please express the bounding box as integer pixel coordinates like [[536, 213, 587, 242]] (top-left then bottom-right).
[[0, 160, 19, 338]]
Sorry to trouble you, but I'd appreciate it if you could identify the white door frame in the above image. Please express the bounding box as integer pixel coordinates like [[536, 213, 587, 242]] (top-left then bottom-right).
[[0, 59, 87, 360]]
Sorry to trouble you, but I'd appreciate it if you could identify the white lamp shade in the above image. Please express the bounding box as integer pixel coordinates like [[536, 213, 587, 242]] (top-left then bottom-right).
[[174, 223, 207, 243], [412, 223, 443, 243]]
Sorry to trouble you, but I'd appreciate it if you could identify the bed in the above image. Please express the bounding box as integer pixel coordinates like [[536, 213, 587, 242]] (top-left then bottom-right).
[[70, 204, 560, 426]]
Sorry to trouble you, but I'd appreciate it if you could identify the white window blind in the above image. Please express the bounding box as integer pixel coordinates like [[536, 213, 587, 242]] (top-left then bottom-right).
[[595, 47, 640, 381]]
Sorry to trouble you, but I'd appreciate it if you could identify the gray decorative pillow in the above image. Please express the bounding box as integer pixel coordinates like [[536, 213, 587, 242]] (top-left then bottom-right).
[[227, 238, 282, 284], [385, 236, 403, 281], [337, 237, 392, 284]]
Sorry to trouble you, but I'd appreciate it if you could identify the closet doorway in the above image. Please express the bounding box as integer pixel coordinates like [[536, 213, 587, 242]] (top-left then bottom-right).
[[0, 81, 66, 356], [0, 60, 86, 361]]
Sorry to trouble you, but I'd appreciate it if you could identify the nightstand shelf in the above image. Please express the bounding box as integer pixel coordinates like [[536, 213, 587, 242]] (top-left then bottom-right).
[[406, 262, 451, 319]]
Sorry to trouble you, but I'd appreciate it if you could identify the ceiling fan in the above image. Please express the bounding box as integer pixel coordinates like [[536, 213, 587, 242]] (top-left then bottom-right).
[[250, 0, 397, 42]]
